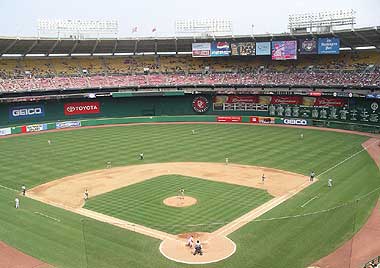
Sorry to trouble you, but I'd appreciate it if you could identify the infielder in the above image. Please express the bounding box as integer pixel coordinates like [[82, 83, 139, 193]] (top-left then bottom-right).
[[106, 161, 112, 169], [84, 189, 89, 201], [180, 188, 185, 200], [261, 174, 266, 183], [139, 152, 144, 160], [21, 185, 26, 196], [15, 197, 20, 209], [225, 157, 229, 165], [310, 171, 315, 182]]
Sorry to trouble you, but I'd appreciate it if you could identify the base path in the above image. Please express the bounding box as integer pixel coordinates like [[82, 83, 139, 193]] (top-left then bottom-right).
[[0, 241, 53, 268]]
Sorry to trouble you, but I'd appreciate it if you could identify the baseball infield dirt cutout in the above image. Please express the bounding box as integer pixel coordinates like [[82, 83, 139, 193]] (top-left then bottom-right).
[[163, 196, 197, 207], [28, 162, 313, 264]]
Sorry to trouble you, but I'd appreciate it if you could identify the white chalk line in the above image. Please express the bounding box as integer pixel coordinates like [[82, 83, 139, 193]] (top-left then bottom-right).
[[34, 212, 61, 222], [317, 139, 380, 178], [0, 184, 18, 192], [300, 195, 319, 208]]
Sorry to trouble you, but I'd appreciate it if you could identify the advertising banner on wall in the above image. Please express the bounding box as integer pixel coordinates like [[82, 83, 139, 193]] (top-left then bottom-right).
[[272, 41, 297, 60], [56, 121, 82, 129], [192, 43, 211, 57], [231, 42, 256, 56], [299, 39, 317, 54], [210, 42, 231, 57], [318, 38, 340, 54], [256, 42, 271, 55], [302, 97, 347, 107], [21, 124, 48, 133], [276, 118, 310, 126], [216, 116, 242, 123], [9, 105, 45, 120], [250, 116, 275, 124], [64, 102, 100, 116], [0, 127, 11, 136]]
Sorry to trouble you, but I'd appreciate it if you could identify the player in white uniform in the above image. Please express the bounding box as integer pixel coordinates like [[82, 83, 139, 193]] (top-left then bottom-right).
[[139, 153, 144, 160], [192, 129, 195, 135], [300, 133, 304, 139], [48, 140, 51, 145], [186, 235, 194, 248], [180, 188, 185, 200], [328, 178, 333, 188], [15, 197, 20, 208], [225, 157, 229, 165], [84, 189, 89, 201]]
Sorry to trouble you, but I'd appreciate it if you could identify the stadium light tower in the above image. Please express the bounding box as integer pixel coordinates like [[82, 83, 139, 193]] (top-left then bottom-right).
[[37, 19, 119, 39], [288, 10, 356, 33], [175, 19, 233, 37]]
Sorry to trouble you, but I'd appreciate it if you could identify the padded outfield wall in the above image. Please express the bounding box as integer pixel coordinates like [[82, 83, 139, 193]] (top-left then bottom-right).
[[0, 94, 379, 132]]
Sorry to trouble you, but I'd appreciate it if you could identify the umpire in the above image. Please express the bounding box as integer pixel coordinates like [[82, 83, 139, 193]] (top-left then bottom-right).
[[193, 240, 203, 256]]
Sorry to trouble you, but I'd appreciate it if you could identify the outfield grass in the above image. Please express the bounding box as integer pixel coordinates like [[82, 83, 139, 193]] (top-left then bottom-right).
[[84, 175, 272, 234], [0, 124, 378, 268]]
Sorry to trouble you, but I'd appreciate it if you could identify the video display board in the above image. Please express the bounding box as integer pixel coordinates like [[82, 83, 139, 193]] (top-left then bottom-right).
[[299, 39, 317, 54], [210, 42, 231, 57], [192, 43, 211, 57], [318, 38, 340, 54], [256, 42, 271, 55], [272, 40, 297, 60], [231, 42, 256, 56]]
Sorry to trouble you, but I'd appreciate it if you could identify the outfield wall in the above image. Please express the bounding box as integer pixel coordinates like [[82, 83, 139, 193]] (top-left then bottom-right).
[[0, 94, 379, 133]]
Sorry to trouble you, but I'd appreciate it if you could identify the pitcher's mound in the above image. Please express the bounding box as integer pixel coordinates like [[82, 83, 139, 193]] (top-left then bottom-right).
[[163, 196, 197, 207], [160, 232, 236, 264]]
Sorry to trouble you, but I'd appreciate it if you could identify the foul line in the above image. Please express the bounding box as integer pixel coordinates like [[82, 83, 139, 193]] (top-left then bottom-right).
[[300, 195, 319, 208], [317, 139, 379, 178], [34, 212, 61, 222], [0, 184, 18, 192]]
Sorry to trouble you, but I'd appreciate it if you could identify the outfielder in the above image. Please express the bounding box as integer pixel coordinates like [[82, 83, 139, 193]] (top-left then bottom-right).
[[15, 197, 20, 209], [328, 178, 333, 188]]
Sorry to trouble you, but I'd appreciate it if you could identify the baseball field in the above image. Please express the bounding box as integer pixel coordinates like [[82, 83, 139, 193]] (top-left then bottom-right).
[[0, 123, 379, 268]]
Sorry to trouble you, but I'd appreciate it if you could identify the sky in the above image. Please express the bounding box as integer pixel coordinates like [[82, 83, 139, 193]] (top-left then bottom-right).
[[0, 0, 379, 38]]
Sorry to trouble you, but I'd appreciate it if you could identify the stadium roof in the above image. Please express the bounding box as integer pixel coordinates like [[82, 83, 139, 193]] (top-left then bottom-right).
[[0, 26, 379, 57]]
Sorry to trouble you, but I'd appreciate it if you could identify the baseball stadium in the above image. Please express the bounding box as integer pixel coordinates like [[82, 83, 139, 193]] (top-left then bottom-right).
[[0, 3, 380, 268]]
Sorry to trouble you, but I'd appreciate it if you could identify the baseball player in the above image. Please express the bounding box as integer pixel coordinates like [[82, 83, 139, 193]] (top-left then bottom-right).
[[328, 178, 333, 188], [48, 140, 51, 145], [310, 171, 315, 182], [193, 240, 203, 256], [192, 129, 196, 135], [15, 197, 20, 209], [261, 174, 266, 183], [180, 188, 185, 200], [186, 235, 194, 248], [300, 133, 304, 140], [139, 152, 144, 160], [106, 161, 112, 169], [84, 189, 89, 201], [21, 185, 26, 196], [225, 157, 229, 165]]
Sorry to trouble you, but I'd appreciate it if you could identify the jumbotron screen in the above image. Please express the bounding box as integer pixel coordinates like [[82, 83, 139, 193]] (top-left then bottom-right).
[[271, 40, 297, 60]]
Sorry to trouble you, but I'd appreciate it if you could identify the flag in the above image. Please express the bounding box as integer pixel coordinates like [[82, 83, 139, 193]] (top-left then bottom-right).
[[152, 27, 157, 32], [132, 26, 138, 33]]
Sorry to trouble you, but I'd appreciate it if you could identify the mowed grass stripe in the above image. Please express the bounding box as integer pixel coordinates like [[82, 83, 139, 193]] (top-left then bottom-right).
[[85, 175, 272, 234]]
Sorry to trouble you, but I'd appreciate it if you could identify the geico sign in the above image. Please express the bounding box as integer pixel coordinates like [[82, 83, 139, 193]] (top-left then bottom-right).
[[283, 119, 308, 125], [12, 108, 43, 117]]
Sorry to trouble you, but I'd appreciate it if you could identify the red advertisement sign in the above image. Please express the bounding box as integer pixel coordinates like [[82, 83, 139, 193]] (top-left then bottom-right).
[[250, 116, 275, 124], [314, 97, 347, 107], [216, 116, 242, 123], [270, 96, 302, 105], [64, 102, 100, 115]]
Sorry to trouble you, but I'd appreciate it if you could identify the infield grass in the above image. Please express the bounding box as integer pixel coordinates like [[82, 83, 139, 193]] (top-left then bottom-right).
[[84, 175, 272, 234], [0, 124, 378, 268]]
